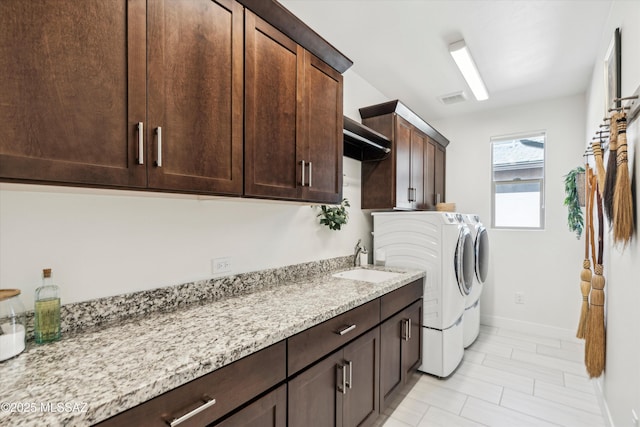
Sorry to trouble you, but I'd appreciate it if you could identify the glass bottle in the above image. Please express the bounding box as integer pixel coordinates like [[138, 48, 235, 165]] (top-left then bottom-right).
[[0, 289, 27, 361], [34, 268, 61, 344]]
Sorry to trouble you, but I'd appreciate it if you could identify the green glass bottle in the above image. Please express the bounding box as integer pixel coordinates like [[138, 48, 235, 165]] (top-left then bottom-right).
[[34, 268, 61, 344]]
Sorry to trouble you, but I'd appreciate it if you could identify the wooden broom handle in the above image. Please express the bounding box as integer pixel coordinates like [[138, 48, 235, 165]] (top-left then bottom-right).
[[588, 170, 597, 264], [596, 185, 604, 266]]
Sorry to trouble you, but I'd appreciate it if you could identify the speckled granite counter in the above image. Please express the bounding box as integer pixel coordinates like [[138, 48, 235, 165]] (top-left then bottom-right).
[[0, 260, 424, 426]]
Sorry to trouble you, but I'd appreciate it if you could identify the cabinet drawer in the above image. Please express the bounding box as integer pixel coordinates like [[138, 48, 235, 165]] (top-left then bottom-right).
[[288, 299, 380, 375], [95, 341, 286, 427], [380, 279, 423, 321]]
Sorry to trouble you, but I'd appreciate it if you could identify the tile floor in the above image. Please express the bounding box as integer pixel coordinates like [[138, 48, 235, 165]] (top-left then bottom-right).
[[377, 325, 606, 427]]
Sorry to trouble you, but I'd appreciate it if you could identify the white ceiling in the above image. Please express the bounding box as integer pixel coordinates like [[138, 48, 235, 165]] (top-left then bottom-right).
[[280, 0, 613, 121]]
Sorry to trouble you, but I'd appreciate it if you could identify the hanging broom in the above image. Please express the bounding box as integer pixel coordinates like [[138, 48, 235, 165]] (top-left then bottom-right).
[[591, 139, 606, 197], [576, 166, 595, 339], [603, 112, 620, 222], [585, 185, 606, 378], [613, 115, 634, 245]]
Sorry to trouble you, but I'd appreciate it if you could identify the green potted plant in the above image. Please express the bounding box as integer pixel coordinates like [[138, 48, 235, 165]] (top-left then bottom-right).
[[563, 166, 585, 239], [315, 198, 350, 231]]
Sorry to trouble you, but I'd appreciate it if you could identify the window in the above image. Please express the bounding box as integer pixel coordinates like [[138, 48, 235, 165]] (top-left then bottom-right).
[[491, 132, 545, 229]]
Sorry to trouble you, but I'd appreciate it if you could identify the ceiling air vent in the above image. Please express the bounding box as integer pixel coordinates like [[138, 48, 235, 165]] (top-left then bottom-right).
[[438, 91, 467, 105]]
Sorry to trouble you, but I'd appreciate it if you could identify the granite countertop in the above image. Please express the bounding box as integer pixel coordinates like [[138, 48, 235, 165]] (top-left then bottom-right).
[[0, 264, 424, 426]]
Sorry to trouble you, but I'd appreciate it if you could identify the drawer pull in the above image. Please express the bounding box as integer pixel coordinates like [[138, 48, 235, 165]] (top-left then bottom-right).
[[346, 360, 353, 389], [155, 126, 162, 167], [137, 122, 144, 165], [337, 363, 347, 394], [336, 324, 356, 336], [167, 395, 216, 426]]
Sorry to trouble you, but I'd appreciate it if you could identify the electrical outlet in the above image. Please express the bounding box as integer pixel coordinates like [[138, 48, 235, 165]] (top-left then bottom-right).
[[212, 257, 232, 274], [514, 292, 525, 304]]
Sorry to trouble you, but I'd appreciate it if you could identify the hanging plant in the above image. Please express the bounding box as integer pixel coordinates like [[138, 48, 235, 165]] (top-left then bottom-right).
[[564, 166, 585, 239], [315, 198, 350, 231]]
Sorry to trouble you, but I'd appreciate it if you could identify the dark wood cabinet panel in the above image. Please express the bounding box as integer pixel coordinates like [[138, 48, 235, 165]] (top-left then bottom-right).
[[214, 384, 286, 427], [245, 13, 343, 204], [95, 342, 286, 427], [300, 52, 343, 204], [424, 141, 436, 209], [380, 311, 404, 408], [147, 0, 243, 195], [435, 145, 446, 205], [394, 118, 412, 210], [361, 102, 447, 210], [288, 350, 344, 427], [404, 300, 422, 377], [0, 0, 147, 187], [410, 130, 426, 209], [380, 300, 422, 411], [288, 299, 380, 376], [380, 279, 423, 321], [343, 328, 380, 427], [288, 327, 380, 427], [244, 10, 301, 200]]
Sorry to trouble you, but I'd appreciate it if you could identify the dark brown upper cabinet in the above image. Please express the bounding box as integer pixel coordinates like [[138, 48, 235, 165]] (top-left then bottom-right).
[[360, 101, 448, 210], [245, 11, 343, 204], [0, 0, 243, 196], [146, 0, 244, 195], [1, 0, 348, 203], [0, 0, 147, 188]]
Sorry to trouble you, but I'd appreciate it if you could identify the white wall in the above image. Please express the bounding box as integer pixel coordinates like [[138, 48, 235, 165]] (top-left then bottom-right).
[[585, 2, 640, 426], [0, 70, 388, 309], [432, 94, 587, 336]]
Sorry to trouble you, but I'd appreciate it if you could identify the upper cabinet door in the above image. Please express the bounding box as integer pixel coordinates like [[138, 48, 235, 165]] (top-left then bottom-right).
[[410, 130, 425, 210], [244, 10, 302, 200], [147, 0, 243, 195], [423, 140, 436, 209], [300, 52, 343, 204], [0, 0, 147, 187], [394, 118, 412, 210]]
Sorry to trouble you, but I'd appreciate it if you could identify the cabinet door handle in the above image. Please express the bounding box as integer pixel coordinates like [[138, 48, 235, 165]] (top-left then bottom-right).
[[407, 187, 412, 202], [137, 122, 144, 165], [301, 160, 306, 186], [408, 318, 412, 340], [436, 193, 441, 204], [336, 324, 356, 336], [337, 363, 347, 394], [403, 319, 410, 341], [308, 162, 312, 187], [166, 395, 216, 426], [346, 360, 353, 389], [155, 127, 162, 167]]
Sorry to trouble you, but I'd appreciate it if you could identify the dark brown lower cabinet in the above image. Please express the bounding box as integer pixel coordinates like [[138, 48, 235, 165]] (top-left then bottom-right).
[[288, 327, 380, 427], [213, 384, 286, 427], [93, 279, 424, 427], [380, 300, 422, 410]]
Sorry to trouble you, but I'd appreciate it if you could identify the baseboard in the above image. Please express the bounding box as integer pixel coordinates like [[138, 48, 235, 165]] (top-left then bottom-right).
[[480, 314, 581, 343], [593, 377, 615, 427]]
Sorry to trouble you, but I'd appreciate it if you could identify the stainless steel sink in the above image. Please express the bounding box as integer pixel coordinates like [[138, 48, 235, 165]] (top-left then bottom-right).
[[332, 269, 401, 284]]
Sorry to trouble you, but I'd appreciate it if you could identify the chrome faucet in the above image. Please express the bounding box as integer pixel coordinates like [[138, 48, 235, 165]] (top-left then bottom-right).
[[354, 239, 364, 267]]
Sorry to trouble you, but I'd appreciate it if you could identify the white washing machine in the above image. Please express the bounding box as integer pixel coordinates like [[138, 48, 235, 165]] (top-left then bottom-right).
[[462, 214, 489, 348], [372, 211, 475, 377]]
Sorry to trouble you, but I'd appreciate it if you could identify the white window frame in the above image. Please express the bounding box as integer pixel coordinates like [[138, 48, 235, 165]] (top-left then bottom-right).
[[490, 131, 546, 230]]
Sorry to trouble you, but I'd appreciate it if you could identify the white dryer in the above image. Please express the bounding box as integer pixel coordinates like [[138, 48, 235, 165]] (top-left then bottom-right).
[[462, 214, 489, 348], [372, 211, 475, 377]]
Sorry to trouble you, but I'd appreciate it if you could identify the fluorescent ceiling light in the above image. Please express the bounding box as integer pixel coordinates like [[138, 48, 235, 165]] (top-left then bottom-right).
[[449, 40, 489, 101]]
